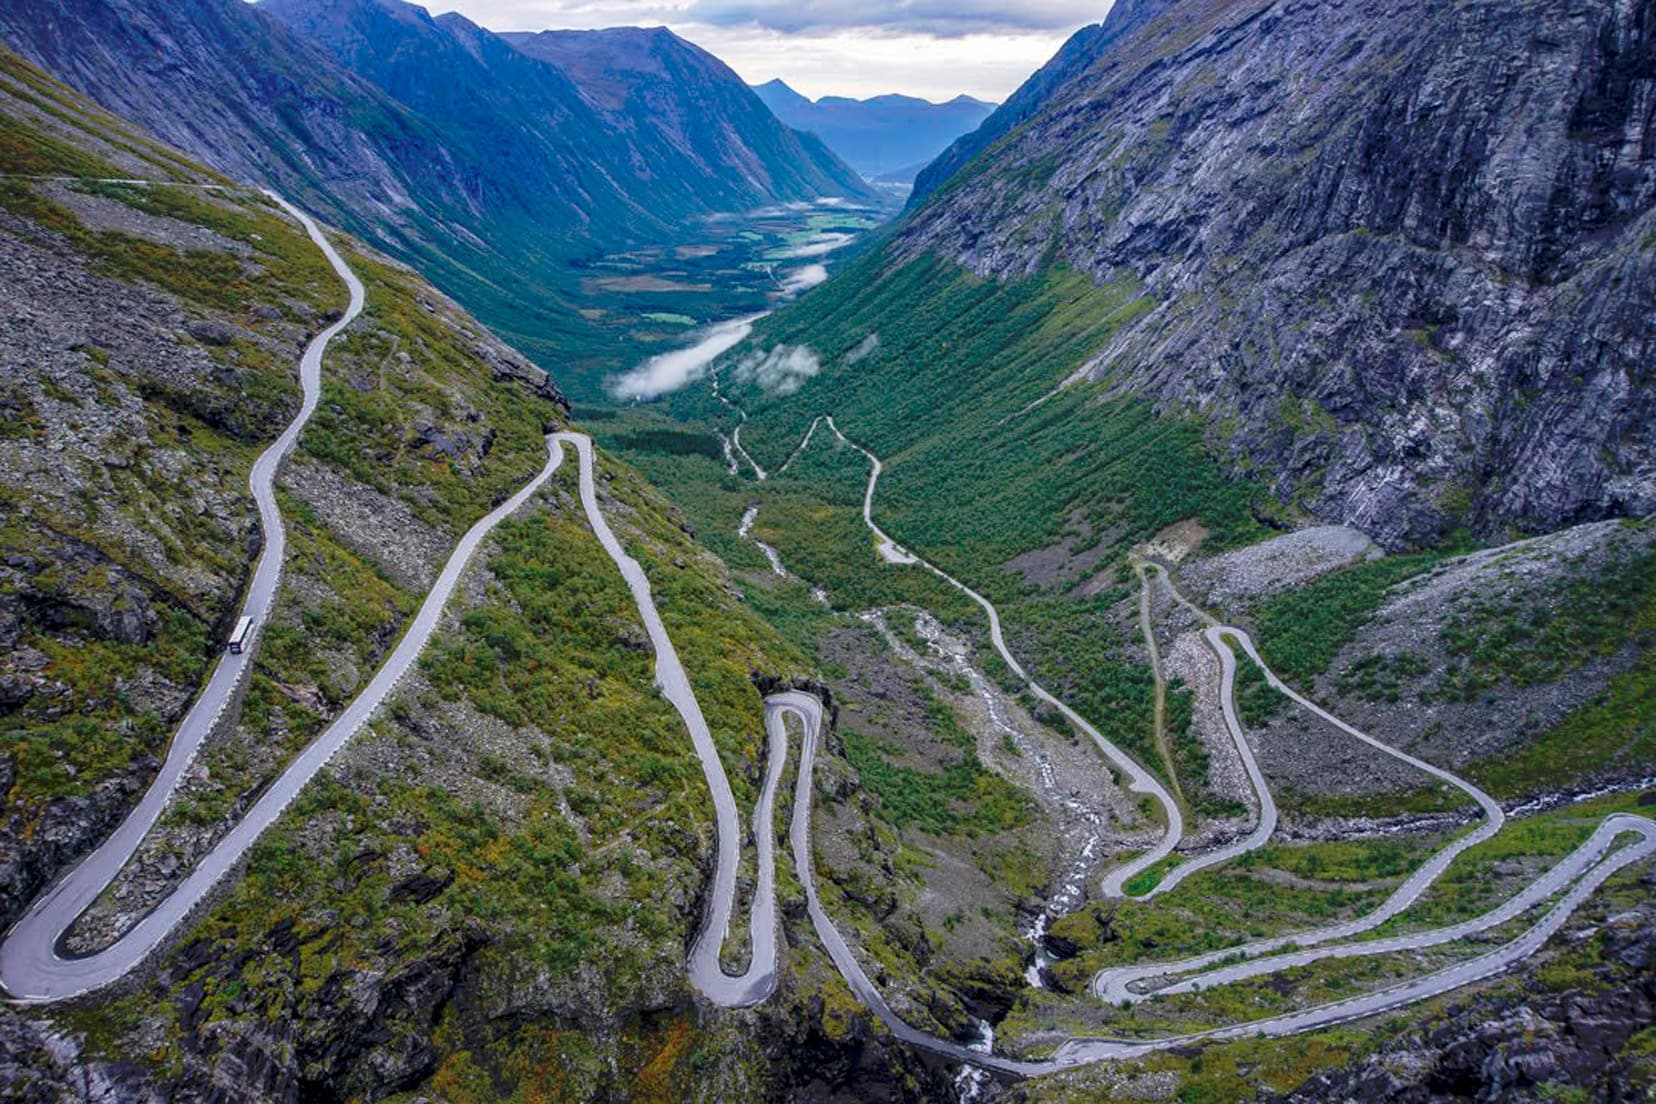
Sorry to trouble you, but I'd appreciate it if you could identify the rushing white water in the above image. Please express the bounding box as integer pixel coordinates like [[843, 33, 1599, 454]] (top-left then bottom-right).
[[875, 608, 1103, 987], [738, 503, 787, 575], [954, 1019, 996, 1102]]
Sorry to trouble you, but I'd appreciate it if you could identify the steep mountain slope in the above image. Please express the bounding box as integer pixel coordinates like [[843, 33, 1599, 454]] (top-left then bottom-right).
[[0, 0, 480, 273], [256, 0, 662, 243], [503, 27, 872, 202], [0, 37, 568, 981], [804, 0, 1656, 548], [4, 34, 1655, 1104], [908, 4, 1159, 205], [0, 0, 876, 395], [0, 49, 949, 1104], [753, 78, 996, 181]]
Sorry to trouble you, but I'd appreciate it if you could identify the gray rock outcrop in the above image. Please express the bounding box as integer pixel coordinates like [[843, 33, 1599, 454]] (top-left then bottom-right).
[[903, 0, 1656, 547]]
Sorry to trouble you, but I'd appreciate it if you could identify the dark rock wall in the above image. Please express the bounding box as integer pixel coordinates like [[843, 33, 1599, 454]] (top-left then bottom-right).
[[902, 0, 1655, 547]]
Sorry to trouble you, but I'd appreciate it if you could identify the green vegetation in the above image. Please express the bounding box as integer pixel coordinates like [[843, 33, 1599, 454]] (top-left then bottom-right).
[[680, 252, 1260, 590], [298, 246, 554, 533], [132, 234, 580, 844], [1014, 792, 1649, 1094], [1123, 855, 1181, 895], [842, 728, 1032, 836], [840, 691, 1032, 837], [1034, 835, 1403, 996], [1230, 637, 1284, 727], [1436, 545, 1655, 700], [0, 50, 214, 182], [423, 457, 802, 825], [69, 441, 813, 1096], [1166, 679, 1248, 819], [1335, 649, 1430, 702], [616, 251, 1266, 801], [457, 199, 892, 403], [0, 179, 339, 318], [1275, 781, 1469, 821], [1370, 791, 1648, 931], [0, 110, 126, 178], [749, 433, 984, 623], [607, 428, 724, 460], [1468, 659, 1655, 798], [1250, 552, 1444, 687], [1239, 836, 1425, 883], [0, 103, 354, 827], [17, 42, 1648, 1101], [1019, 595, 1161, 775]]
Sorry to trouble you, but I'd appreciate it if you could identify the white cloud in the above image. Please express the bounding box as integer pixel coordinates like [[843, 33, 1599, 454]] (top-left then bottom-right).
[[732, 343, 822, 395], [607, 314, 758, 400], [772, 231, 855, 259], [423, 0, 1102, 100], [843, 332, 879, 363], [687, 0, 1100, 35], [779, 263, 829, 293]]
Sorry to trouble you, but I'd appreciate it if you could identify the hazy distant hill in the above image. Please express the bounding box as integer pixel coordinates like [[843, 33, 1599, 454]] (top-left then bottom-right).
[[0, 0, 875, 384], [752, 78, 995, 182]]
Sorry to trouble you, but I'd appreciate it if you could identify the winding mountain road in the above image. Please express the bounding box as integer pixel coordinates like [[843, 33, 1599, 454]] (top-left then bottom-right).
[[1087, 624, 1508, 982], [0, 193, 570, 1002], [817, 418, 1185, 895], [770, 685, 1656, 1072], [4, 188, 1647, 1090], [0, 191, 361, 1001], [549, 432, 782, 1007], [704, 408, 1655, 1074]]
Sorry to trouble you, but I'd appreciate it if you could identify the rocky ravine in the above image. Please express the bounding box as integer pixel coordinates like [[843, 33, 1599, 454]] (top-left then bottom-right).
[[902, 0, 1655, 547]]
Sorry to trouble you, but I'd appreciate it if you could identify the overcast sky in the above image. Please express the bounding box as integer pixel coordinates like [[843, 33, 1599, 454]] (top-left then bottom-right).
[[425, 1, 1110, 101]]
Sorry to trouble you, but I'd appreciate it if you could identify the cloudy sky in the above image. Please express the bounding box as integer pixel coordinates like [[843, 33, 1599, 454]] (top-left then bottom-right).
[[426, 0, 1109, 101]]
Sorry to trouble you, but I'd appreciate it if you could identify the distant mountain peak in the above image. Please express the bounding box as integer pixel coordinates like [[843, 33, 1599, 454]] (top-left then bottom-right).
[[0, 0, 872, 402], [752, 83, 998, 111], [751, 80, 997, 181]]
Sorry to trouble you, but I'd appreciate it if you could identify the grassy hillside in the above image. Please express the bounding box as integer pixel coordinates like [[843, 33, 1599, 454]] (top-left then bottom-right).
[[0, 53, 340, 882], [622, 247, 1271, 796], [1, 53, 937, 1102]]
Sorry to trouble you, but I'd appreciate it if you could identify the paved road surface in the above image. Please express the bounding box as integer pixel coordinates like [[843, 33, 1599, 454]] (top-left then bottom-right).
[[768, 687, 1656, 1072], [817, 417, 1185, 897], [7, 197, 1649, 1089], [552, 432, 781, 1006], [1092, 623, 1510, 999], [0, 194, 568, 1002], [738, 411, 1654, 1073]]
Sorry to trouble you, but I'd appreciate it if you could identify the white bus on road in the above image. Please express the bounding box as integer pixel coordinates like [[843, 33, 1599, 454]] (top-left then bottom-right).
[[227, 616, 253, 654]]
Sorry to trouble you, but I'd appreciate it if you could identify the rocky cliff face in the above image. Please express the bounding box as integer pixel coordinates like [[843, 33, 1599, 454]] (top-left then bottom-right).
[[901, 0, 1655, 547], [1281, 892, 1656, 1103]]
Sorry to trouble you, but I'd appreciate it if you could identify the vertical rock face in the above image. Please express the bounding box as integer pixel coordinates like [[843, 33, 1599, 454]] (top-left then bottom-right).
[[0, 0, 473, 239], [901, 0, 1655, 547]]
